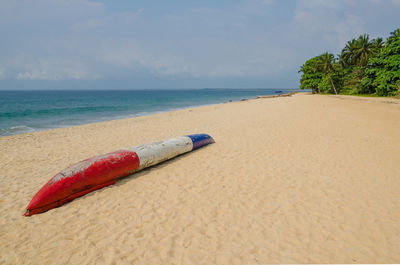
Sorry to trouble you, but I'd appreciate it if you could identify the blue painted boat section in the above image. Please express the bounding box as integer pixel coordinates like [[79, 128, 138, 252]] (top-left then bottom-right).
[[187, 134, 215, 150]]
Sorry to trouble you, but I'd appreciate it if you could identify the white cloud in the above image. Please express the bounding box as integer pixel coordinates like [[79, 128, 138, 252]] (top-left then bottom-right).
[[292, 0, 367, 51], [12, 55, 98, 80], [0, 0, 398, 86], [1, 0, 293, 80], [332, 15, 365, 49]]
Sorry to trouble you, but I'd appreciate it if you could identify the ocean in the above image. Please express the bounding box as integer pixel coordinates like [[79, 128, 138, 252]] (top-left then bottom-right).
[[0, 89, 300, 137]]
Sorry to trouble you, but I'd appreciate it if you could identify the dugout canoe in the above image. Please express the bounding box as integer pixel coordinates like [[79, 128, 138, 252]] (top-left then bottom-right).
[[24, 134, 214, 216]]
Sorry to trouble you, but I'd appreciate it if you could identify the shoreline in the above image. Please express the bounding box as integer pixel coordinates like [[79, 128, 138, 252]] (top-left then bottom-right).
[[0, 91, 301, 138], [1, 93, 400, 264], [11, 91, 399, 139]]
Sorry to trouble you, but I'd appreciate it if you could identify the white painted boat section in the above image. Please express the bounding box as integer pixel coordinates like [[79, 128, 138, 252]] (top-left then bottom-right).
[[127, 136, 193, 170]]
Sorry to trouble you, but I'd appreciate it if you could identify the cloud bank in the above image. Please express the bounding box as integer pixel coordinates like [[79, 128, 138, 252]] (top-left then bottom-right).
[[0, 0, 399, 88]]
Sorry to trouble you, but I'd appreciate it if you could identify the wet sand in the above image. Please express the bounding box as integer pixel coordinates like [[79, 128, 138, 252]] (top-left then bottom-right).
[[1, 93, 399, 264]]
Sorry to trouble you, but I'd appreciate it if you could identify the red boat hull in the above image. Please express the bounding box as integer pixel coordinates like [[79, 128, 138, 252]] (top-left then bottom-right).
[[24, 134, 214, 216], [24, 150, 139, 216]]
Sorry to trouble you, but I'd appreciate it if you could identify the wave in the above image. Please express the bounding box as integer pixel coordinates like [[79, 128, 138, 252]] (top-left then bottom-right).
[[0, 126, 37, 136], [0, 89, 303, 137], [0, 105, 117, 119]]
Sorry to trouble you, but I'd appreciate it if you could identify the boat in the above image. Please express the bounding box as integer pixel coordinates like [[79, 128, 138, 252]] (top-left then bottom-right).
[[24, 134, 214, 216]]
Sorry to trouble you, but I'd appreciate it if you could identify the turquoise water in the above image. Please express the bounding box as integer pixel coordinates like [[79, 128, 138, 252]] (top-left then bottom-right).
[[0, 89, 300, 136]]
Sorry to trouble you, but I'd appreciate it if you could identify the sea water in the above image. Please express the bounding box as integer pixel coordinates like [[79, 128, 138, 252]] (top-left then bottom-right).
[[0, 89, 299, 136]]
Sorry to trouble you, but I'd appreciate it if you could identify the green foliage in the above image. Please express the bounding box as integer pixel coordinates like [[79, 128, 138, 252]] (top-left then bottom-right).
[[317, 75, 331, 93], [341, 66, 365, 93], [318, 71, 344, 94], [371, 37, 384, 50], [299, 53, 342, 94], [299, 56, 323, 93], [300, 28, 400, 97], [340, 34, 380, 67], [317, 53, 340, 94], [360, 28, 400, 96], [358, 75, 375, 94]]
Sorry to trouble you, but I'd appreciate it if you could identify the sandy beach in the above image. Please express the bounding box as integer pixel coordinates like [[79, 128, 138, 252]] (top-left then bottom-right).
[[1, 93, 400, 264]]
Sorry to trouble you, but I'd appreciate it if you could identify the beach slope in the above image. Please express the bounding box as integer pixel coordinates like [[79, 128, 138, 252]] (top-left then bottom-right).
[[1, 94, 399, 264]]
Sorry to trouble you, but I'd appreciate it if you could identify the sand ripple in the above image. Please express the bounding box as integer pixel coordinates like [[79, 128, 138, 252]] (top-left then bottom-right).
[[1, 94, 400, 264]]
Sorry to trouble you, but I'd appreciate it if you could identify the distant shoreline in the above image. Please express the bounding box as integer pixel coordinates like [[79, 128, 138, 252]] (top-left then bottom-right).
[[0, 89, 303, 137], [3, 91, 399, 138]]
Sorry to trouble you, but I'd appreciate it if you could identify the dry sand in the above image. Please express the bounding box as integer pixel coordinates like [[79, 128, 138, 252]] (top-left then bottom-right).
[[1, 94, 400, 264]]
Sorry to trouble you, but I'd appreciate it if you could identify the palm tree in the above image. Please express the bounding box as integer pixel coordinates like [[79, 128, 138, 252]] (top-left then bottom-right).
[[318, 52, 338, 94], [390, 28, 400, 38], [340, 39, 357, 67], [387, 28, 400, 45], [371, 37, 384, 51], [354, 34, 375, 66], [340, 34, 376, 67]]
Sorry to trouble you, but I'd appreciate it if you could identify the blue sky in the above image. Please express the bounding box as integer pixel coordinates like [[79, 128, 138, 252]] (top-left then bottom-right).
[[0, 0, 399, 90]]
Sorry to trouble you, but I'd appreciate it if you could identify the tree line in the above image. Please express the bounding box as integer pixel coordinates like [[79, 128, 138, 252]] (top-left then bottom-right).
[[299, 28, 400, 96]]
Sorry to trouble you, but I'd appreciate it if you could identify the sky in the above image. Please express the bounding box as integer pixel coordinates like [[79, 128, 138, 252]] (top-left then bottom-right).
[[0, 0, 399, 90]]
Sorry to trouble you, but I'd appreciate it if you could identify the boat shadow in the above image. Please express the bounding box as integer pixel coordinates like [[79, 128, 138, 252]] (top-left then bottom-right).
[[113, 144, 213, 187]]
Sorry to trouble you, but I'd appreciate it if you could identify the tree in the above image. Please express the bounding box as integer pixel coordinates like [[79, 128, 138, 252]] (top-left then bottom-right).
[[355, 34, 375, 66], [318, 52, 339, 94], [340, 34, 377, 67], [299, 28, 399, 96], [299, 53, 343, 94], [373, 29, 400, 95], [339, 35, 386, 94], [340, 39, 357, 67], [389, 28, 400, 39], [342, 66, 365, 94], [371, 37, 384, 51], [360, 28, 400, 96], [299, 56, 323, 93]]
